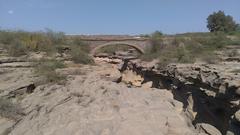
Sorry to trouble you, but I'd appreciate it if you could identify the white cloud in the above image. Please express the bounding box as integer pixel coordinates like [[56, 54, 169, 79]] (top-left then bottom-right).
[[8, 10, 14, 14]]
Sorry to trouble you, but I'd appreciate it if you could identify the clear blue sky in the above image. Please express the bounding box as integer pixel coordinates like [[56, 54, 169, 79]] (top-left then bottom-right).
[[0, 0, 239, 35]]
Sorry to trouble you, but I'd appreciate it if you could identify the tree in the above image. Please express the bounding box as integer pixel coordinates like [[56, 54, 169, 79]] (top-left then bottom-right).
[[150, 31, 164, 53], [207, 11, 238, 32], [151, 31, 163, 37]]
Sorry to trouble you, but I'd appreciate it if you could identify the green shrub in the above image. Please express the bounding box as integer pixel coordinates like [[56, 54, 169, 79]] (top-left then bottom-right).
[[142, 34, 195, 65], [156, 45, 195, 68], [141, 32, 223, 68], [141, 31, 164, 61], [176, 46, 195, 63], [150, 31, 164, 52], [66, 39, 93, 64], [71, 31, 239, 68], [71, 50, 93, 64], [69, 44, 94, 64], [0, 98, 23, 120], [35, 59, 66, 83], [193, 32, 229, 49], [152, 31, 163, 37]]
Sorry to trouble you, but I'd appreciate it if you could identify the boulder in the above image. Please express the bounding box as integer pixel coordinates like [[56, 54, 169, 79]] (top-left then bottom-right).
[[121, 70, 143, 87], [141, 81, 153, 89]]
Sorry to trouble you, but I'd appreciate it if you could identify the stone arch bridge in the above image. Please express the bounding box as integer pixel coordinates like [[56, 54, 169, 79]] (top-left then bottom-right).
[[71, 35, 151, 55]]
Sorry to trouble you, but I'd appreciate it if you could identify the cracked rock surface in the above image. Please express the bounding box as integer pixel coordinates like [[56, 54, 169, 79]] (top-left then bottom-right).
[[0, 58, 200, 135]]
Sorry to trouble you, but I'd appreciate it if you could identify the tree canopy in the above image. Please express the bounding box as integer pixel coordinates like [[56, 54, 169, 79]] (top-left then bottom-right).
[[207, 11, 238, 32]]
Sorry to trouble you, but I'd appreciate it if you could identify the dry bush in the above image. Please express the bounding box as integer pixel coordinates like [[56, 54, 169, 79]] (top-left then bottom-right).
[[68, 43, 94, 64], [5, 39, 28, 57], [35, 59, 66, 84]]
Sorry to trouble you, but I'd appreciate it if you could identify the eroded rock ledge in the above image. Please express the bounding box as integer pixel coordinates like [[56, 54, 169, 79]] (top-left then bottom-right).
[[121, 59, 240, 135]]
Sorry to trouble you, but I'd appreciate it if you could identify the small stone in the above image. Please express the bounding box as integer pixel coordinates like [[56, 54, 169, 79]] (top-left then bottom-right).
[[234, 110, 240, 123]]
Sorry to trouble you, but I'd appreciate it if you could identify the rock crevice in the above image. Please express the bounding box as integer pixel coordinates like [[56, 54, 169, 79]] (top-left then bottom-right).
[[120, 59, 240, 135]]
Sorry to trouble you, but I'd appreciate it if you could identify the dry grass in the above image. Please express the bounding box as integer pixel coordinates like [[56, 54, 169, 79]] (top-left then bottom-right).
[[0, 30, 66, 56]]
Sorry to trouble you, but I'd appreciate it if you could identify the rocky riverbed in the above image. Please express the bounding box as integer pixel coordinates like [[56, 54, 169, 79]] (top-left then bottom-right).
[[0, 47, 240, 135], [0, 58, 201, 135]]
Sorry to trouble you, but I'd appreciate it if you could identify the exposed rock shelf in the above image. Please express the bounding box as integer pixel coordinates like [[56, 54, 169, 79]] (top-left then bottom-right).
[[0, 56, 202, 135], [120, 59, 240, 135]]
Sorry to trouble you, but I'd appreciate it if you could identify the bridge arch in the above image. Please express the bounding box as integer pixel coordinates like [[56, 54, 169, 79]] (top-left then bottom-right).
[[90, 42, 145, 56]]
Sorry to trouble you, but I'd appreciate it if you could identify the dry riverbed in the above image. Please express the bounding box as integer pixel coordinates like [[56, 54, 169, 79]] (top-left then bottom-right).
[[0, 55, 208, 135]]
